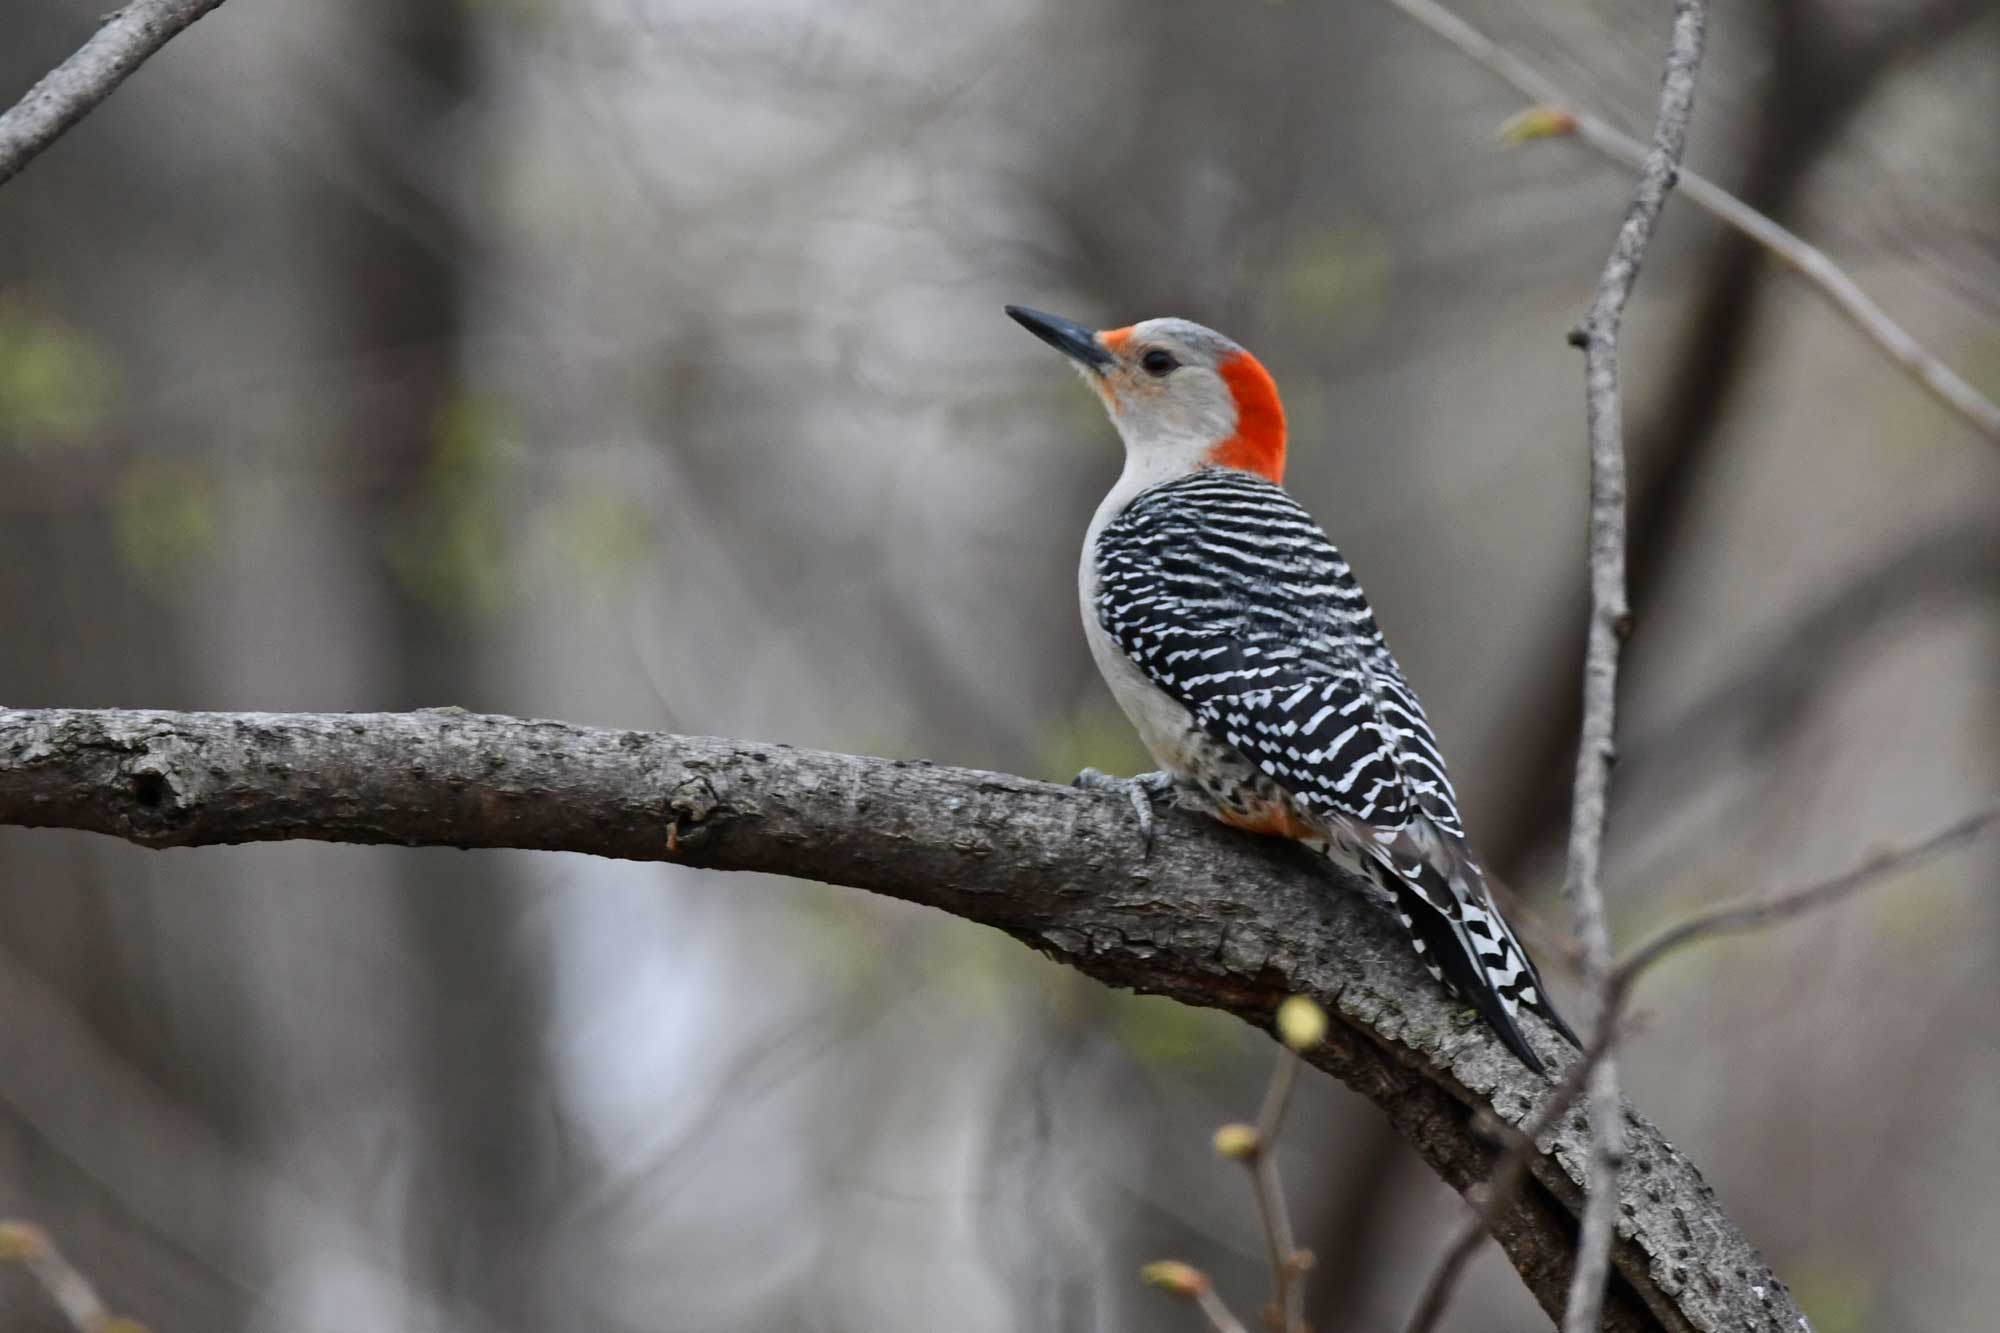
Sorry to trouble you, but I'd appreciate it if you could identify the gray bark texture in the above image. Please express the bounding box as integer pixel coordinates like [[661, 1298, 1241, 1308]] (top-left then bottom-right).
[[0, 707, 1806, 1332], [0, 0, 229, 188], [1562, 3, 1708, 1328]]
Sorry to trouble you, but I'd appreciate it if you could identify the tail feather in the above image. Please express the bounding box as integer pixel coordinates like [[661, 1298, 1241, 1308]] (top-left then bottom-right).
[[1357, 836, 1577, 1074]]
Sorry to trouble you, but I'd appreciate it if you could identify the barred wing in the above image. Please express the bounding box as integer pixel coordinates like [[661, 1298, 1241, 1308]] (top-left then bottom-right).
[[1092, 469, 1575, 1069], [1091, 469, 1462, 839]]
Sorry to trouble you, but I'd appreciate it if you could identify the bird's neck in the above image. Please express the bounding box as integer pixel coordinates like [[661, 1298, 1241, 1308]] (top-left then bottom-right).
[[1204, 351, 1286, 484], [1090, 440, 1208, 543]]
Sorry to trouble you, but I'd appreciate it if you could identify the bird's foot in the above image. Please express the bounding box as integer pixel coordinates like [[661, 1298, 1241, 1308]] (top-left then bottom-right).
[[1072, 768, 1179, 855]]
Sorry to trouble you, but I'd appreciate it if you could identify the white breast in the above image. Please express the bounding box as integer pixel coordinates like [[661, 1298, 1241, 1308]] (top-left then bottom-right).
[[1078, 449, 1216, 779]]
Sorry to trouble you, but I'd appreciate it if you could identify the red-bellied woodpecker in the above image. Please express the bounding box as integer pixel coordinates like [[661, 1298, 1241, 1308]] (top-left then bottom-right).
[[1007, 304, 1576, 1074]]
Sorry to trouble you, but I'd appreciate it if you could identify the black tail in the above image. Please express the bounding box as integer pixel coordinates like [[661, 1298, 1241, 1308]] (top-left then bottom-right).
[[1373, 866, 1558, 1076]]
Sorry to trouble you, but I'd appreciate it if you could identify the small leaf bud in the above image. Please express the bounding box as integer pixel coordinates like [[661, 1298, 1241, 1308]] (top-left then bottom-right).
[[1140, 1260, 1211, 1297], [1212, 1122, 1261, 1160], [1276, 994, 1327, 1051]]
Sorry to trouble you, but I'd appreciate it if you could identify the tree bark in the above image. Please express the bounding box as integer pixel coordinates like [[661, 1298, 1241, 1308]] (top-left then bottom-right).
[[0, 0, 229, 187], [0, 707, 1807, 1332]]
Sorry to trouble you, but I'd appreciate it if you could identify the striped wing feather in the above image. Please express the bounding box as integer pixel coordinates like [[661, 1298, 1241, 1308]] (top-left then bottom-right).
[[1093, 470, 1575, 1069]]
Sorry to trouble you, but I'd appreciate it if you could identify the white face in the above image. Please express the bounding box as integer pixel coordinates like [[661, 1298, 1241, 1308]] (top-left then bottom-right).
[[1008, 306, 1284, 485], [1086, 317, 1244, 453]]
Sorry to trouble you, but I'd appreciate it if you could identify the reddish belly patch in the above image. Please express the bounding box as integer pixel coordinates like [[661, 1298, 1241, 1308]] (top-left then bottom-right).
[[1212, 798, 1320, 841]]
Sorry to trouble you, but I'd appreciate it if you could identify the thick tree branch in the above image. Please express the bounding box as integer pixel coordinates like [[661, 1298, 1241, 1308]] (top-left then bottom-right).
[[0, 706, 1805, 1331], [1562, 4, 1706, 1329], [0, 0, 229, 189], [1405, 1028, 1610, 1333]]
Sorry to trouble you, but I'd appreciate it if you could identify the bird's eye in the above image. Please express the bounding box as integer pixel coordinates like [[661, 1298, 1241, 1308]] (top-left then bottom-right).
[[1140, 348, 1178, 377]]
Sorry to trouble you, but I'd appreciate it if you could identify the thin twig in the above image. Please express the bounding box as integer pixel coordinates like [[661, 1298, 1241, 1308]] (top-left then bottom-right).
[[1561, 4, 1707, 1330], [1613, 803, 2000, 998], [1251, 1051, 1306, 1333], [1196, 1287, 1254, 1333], [0, 1220, 143, 1333], [1381, 0, 2000, 442], [0, 0, 230, 189]]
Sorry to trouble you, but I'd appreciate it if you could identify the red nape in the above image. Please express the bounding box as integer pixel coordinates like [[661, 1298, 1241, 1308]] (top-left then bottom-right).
[[1207, 350, 1287, 484]]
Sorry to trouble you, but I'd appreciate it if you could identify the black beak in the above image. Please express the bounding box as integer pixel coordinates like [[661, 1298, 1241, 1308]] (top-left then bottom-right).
[[1006, 305, 1113, 373]]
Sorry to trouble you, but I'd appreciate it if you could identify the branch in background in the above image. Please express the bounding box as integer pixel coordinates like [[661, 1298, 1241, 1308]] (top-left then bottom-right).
[[1613, 804, 2000, 995], [1382, 0, 2000, 442], [0, 1221, 146, 1333], [1561, 3, 1707, 1330], [0, 0, 229, 189], [1476, 0, 1995, 895], [1197, 996, 1325, 1333], [1406, 800, 1999, 1330], [1619, 523, 2000, 817], [0, 706, 1805, 1332]]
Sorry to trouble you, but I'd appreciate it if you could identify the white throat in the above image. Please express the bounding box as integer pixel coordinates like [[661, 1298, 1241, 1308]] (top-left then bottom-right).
[[1079, 435, 1217, 657], [1084, 436, 1214, 547]]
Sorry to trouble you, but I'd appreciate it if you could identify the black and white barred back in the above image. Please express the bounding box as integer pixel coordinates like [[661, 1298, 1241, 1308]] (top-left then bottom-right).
[[1092, 468, 1577, 1071]]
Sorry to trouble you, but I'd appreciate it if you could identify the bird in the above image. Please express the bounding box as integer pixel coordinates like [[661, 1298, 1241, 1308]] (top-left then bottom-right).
[[1006, 304, 1576, 1074]]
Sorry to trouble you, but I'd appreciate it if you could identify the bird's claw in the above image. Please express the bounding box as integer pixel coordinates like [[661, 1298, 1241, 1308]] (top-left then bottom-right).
[[1073, 768, 1178, 855]]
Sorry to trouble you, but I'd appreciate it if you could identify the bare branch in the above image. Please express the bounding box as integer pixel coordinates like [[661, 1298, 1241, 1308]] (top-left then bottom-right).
[[1238, 997, 1325, 1333], [0, 0, 229, 189], [1381, 0, 2000, 442], [0, 706, 1806, 1331], [1561, 3, 1707, 1329], [1195, 1289, 1252, 1333], [1614, 804, 2000, 998], [1248, 1054, 1304, 1331]]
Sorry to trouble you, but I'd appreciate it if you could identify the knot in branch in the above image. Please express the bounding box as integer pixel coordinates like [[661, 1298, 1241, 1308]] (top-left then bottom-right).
[[120, 742, 194, 841], [665, 774, 721, 855]]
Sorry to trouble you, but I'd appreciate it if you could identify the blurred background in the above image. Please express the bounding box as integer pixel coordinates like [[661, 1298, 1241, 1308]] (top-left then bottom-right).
[[1, 0, 1997, 1328]]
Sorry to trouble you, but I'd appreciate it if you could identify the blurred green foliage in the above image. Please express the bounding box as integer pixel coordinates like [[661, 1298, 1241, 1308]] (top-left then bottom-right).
[[389, 390, 519, 614], [390, 391, 658, 612], [1278, 226, 1392, 339], [1788, 1253, 1872, 1333], [1876, 325, 2000, 456], [543, 489, 653, 591], [114, 458, 217, 589], [1870, 860, 1969, 950], [775, 820, 1243, 1081], [782, 879, 885, 994], [1112, 992, 1241, 1077], [1037, 700, 1155, 788], [0, 296, 117, 449], [1963, 328, 2000, 405]]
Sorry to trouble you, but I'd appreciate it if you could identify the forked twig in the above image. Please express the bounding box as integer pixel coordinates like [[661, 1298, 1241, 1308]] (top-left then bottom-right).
[[1151, 997, 1325, 1333]]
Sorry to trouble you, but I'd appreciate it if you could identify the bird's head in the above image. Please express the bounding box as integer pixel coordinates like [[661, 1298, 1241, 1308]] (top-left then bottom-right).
[[1006, 306, 1286, 485]]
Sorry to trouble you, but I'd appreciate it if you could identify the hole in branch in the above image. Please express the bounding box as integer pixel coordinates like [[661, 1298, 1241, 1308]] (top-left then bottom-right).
[[131, 772, 169, 809]]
